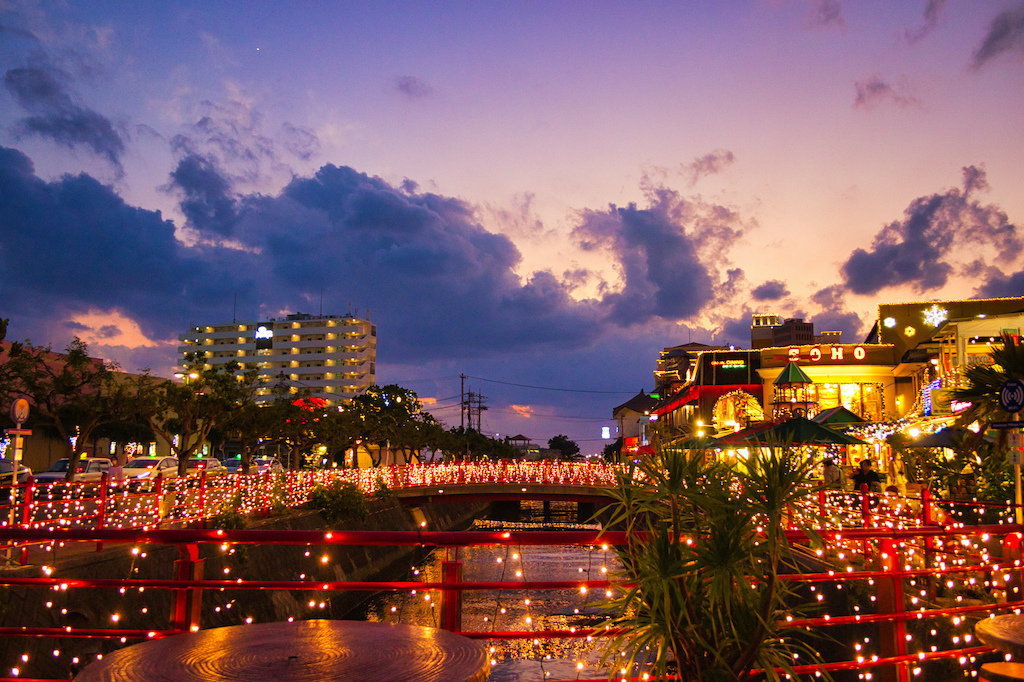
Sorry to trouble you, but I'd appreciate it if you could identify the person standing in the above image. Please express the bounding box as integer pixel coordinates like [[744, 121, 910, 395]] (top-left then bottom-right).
[[823, 458, 843, 490]]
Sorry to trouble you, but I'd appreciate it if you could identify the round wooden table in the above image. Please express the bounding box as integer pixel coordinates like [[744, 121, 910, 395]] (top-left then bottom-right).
[[977, 614, 1024, 658], [75, 620, 489, 682]]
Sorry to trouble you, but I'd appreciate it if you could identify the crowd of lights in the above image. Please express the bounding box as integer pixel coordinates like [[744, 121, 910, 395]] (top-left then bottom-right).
[[0, 461, 1022, 680]]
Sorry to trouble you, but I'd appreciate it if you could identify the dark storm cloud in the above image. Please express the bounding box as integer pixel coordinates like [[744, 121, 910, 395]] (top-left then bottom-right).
[[572, 187, 744, 325], [683, 149, 735, 186], [840, 166, 1021, 295], [167, 152, 238, 236], [3, 67, 125, 173], [853, 76, 919, 109], [0, 146, 231, 342], [395, 76, 433, 99], [173, 99, 277, 185], [904, 0, 947, 44], [805, 0, 845, 30], [0, 142, 746, 365], [810, 285, 864, 340], [975, 268, 1024, 299], [752, 280, 789, 301], [972, 4, 1024, 69]]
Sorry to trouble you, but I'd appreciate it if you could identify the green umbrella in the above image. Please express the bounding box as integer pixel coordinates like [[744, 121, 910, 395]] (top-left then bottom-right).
[[717, 417, 865, 446]]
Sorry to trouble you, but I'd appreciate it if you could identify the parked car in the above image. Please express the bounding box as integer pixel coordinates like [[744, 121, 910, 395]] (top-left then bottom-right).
[[122, 456, 179, 482], [184, 457, 227, 476], [223, 456, 242, 473], [34, 458, 111, 484], [0, 459, 32, 485], [253, 457, 284, 475]]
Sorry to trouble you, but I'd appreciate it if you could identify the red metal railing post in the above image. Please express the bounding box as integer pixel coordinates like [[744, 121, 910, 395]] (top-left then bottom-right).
[[171, 543, 204, 633], [96, 472, 108, 552], [1003, 533, 1024, 602], [877, 538, 910, 682], [861, 483, 871, 558], [198, 470, 207, 528], [154, 473, 164, 530], [20, 474, 34, 564], [818, 487, 826, 519], [263, 472, 271, 518], [440, 549, 463, 633]]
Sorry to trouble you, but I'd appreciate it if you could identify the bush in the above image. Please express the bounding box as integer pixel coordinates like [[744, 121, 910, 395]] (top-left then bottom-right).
[[209, 495, 249, 530], [309, 480, 369, 526]]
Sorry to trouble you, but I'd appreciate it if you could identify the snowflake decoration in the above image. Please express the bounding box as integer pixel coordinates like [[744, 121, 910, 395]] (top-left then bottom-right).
[[922, 304, 948, 327]]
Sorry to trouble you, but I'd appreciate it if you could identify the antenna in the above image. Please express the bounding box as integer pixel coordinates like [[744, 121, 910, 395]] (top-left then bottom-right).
[[233, 293, 237, 323], [319, 287, 323, 316]]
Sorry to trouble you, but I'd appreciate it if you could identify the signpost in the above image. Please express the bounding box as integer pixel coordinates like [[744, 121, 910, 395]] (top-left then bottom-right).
[[999, 380, 1024, 524], [5, 399, 31, 562]]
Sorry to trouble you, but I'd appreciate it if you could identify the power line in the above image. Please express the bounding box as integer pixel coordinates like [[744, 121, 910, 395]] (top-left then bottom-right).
[[463, 374, 635, 395]]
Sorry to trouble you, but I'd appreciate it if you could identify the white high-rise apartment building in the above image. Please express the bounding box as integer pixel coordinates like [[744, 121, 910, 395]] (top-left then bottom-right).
[[177, 312, 376, 404]]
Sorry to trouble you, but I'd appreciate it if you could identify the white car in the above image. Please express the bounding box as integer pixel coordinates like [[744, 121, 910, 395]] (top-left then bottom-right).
[[34, 458, 111, 484], [0, 459, 32, 485], [253, 457, 284, 474], [122, 456, 179, 481]]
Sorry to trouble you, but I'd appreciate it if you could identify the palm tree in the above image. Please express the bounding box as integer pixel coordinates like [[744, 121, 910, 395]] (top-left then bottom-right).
[[951, 332, 1024, 439], [597, 442, 827, 681]]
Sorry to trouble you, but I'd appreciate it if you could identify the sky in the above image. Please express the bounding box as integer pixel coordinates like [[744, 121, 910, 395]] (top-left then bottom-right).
[[2, 1, 1024, 452]]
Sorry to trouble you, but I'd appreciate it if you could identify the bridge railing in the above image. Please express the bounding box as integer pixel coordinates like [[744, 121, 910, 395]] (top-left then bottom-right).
[[0, 521, 1019, 681]]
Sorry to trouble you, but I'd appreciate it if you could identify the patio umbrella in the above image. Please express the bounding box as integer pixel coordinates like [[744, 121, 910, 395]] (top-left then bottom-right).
[[908, 428, 992, 449], [716, 417, 865, 446]]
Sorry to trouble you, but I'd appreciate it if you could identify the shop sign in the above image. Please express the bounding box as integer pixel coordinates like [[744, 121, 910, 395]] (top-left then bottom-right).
[[787, 345, 868, 363]]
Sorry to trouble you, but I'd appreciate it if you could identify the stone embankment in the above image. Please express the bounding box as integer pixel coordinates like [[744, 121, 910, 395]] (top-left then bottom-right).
[[0, 496, 489, 678]]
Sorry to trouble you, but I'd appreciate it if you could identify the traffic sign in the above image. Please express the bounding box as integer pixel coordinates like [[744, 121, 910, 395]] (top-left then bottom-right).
[[9, 399, 28, 425], [1001, 379, 1024, 413]]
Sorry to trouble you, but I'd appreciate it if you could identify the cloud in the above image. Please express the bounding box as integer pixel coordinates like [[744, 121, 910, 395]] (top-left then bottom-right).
[[511, 405, 534, 418], [277, 122, 320, 161], [167, 152, 239, 236], [571, 185, 745, 325], [395, 75, 433, 99], [752, 280, 789, 301], [810, 285, 864, 340], [972, 4, 1024, 69], [0, 145, 225, 344], [853, 76, 919, 109], [683, 149, 735, 186], [904, 0, 948, 44], [840, 166, 1021, 295], [805, 0, 845, 30], [3, 67, 125, 174]]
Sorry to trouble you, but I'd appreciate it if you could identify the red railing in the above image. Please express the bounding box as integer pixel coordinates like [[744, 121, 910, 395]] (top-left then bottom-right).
[[0, 521, 1018, 681]]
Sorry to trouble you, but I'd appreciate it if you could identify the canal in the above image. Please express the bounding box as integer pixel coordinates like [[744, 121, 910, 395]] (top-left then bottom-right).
[[354, 500, 621, 681]]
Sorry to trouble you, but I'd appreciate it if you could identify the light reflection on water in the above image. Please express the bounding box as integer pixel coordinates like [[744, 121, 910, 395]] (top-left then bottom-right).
[[356, 501, 621, 681]]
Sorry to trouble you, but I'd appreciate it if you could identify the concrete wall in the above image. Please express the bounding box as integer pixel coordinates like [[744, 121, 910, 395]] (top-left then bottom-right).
[[0, 497, 489, 679]]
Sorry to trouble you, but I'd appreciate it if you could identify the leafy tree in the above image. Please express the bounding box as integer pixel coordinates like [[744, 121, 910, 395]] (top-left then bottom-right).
[[602, 437, 623, 463], [951, 332, 1024, 445], [133, 355, 262, 475], [1, 338, 137, 480], [547, 433, 580, 459], [599, 443, 826, 681], [346, 384, 426, 466]]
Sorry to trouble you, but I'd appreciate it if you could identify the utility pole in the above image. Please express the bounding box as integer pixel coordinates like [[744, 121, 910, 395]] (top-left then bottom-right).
[[460, 374, 465, 431]]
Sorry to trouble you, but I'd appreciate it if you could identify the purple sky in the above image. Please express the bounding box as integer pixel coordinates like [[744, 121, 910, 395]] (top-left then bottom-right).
[[2, 1, 1024, 451]]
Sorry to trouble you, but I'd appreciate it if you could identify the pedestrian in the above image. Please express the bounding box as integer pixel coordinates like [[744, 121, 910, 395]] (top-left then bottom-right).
[[822, 458, 843, 490], [851, 458, 881, 492]]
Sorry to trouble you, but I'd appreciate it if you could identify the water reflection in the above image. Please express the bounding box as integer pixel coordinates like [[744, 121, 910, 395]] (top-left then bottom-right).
[[356, 501, 621, 681]]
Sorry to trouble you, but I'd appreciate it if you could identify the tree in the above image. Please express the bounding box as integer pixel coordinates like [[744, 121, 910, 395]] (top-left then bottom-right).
[[547, 434, 580, 460], [346, 384, 426, 466], [1, 338, 137, 480], [598, 443, 826, 681], [951, 332, 1024, 441], [134, 355, 262, 475]]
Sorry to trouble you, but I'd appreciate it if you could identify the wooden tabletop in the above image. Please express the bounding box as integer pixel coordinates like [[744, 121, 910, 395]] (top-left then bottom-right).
[[976, 614, 1024, 658], [75, 620, 489, 682]]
